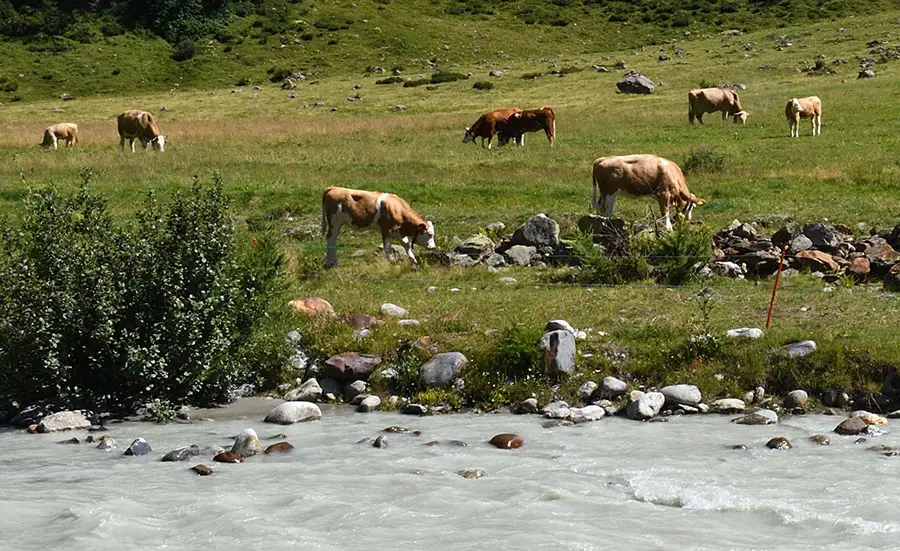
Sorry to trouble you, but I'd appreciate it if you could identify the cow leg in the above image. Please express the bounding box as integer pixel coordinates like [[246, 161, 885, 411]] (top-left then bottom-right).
[[604, 192, 618, 217], [52, 135, 58, 150], [130, 138, 137, 153], [404, 242, 417, 264], [518, 134, 524, 147], [325, 223, 340, 267], [658, 195, 673, 230], [721, 111, 727, 123], [382, 229, 393, 262], [487, 135, 493, 150], [119, 136, 125, 152], [697, 113, 704, 125]]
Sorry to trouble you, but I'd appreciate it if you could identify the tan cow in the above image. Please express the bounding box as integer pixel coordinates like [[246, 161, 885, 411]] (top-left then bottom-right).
[[321, 187, 436, 267], [462, 108, 522, 150], [117, 110, 166, 152], [40, 123, 78, 150], [591, 154, 705, 230], [498, 107, 556, 147], [785, 96, 822, 137], [688, 88, 748, 125]]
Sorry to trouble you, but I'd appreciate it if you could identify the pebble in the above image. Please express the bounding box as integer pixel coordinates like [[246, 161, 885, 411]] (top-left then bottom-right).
[[489, 433, 524, 449], [191, 464, 214, 476], [457, 469, 487, 479]]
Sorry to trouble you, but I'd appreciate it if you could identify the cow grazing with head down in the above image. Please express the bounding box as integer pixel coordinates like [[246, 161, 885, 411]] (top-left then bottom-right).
[[591, 154, 705, 230], [117, 110, 166, 152], [498, 107, 556, 148], [462, 108, 522, 150], [785, 96, 822, 137], [321, 187, 436, 267], [688, 88, 748, 125], [40, 123, 78, 150]]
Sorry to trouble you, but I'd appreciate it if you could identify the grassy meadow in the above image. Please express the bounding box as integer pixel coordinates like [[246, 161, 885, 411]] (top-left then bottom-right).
[[1, 10, 900, 405]]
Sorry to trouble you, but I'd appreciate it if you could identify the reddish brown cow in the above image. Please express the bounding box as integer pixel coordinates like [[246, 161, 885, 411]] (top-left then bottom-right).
[[321, 187, 436, 267], [498, 107, 556, 147], [117, 110, 166, 152], [462, 108, 522, 150], [688, 88, 748, 125]]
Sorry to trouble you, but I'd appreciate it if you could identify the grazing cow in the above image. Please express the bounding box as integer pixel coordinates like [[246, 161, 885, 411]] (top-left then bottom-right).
[[117, 110, 166, 152], [462, 108, 522, 150], [498, 107, 556, 147], [591, 154, 705, 230], [688, 88, 749, 125], [321, 187, 436, 267], [39, 123, 78, 150], [785, 96, 822, 137]]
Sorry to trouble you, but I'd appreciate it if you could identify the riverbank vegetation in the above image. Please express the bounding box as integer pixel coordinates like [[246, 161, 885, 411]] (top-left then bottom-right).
[[0, 4, 899, 416]]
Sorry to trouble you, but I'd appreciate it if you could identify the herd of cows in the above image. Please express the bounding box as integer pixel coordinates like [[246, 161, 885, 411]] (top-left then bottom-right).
[[34, 88, 825, 268]]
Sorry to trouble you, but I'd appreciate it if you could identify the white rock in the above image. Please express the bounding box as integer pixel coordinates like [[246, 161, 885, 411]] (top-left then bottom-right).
[[380, 303, 408, 316], [37, 411, 91, 433], [357, 395, 382, 412], [264, 402, 323, 425], [660, 384, 702, 407], [542, 400, 570, 419], [426, 286, 436, 293], [726, 327, 764, 339], [578, 381, 598, 402], [602, 376, 628, 398], [711, 398, 746, 413], [398, 319, 420, 326], [569, 405, 606, 423], [785, 389, 808, 408], [626, 392, 665, 420], [231, 428, 262, 457], [284, 378, 322, 402], [784, 340, 817, 358]]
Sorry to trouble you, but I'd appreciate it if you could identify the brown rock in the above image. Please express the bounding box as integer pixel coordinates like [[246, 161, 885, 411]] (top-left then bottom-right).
[[865, 243, 900, 263], [191, 464, 214, 476], [457, 469, 487, 479], [835, 417, 868, 435], [324, 352, 382, 381], [289, 296, 335, 317], [885, 264, 900, 293], [766, 436, 792, 450], [383, 426, 411, 433], [846, 257, 870, 281], [809, 434, 830, 446], [264, 442, 295, 454], [489, 433, 524, 449], [213, 451, 244, 463], [26, 424, 39, 434], [794, 250, 839, 272], [342, 313, 380, 330]]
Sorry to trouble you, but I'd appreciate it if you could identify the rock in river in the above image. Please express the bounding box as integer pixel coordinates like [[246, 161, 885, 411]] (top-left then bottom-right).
[[264, 442, 295, 454], [231, 428, 262, 457], [36, 411, 91, 433], [489, 433, 524, 449], [373, 435, 388, 448], [284, 378, 323, 402], [457, 469, 487, 479], [192, 464, 214, 476], [124, 438, 152, 456], [809, 434, 830, 446], [214, 451, 244, 463], [265, 402, 322, 425], [626, 392, 665, 420], [835, 417, 868, 435], [660, 384, 702, 407], [357, 395, 382, 412], [162, 445, 200, 462], [766, 437, 792, 450]]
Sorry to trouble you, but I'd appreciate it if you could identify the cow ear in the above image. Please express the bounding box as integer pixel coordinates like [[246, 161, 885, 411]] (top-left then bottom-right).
[[418, 223, 427, 232]]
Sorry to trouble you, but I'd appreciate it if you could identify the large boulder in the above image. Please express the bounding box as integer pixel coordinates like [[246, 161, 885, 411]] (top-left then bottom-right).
[[357, 395, 382, 412], [231, 428, 262, 457], [802, 223, 839, 249], [124, 438, 152, 456], [616, 71, 655, 94], [540, 330, 576, 376], [660, 384, 702, 407], [419, 352, 468, 388], [626, 392, 665, 420], [289, 296, 335, 317], [324, 352, 382, 381], [794, 250, 839, 272], [834, 417, 868, 435], [505, 245, 538, 266], [343, 380, 368, 402], [456, 234, 495, 258], [284, 378, 323, 402], [264, 402, 322, 424], [511, 214, 560, 248], [36, 411, 91, 433], [601, 376, 628, 399]]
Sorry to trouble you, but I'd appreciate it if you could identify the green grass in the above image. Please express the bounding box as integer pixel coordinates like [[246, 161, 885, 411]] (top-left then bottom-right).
[[1, 9, 899, 406]]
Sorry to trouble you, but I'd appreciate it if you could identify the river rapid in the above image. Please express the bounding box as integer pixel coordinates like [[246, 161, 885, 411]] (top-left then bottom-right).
[[1, 407, 898, 551]]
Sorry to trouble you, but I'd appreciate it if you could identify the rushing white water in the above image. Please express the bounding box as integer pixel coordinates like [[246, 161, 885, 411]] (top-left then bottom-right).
[[1, 407, 898, 550]]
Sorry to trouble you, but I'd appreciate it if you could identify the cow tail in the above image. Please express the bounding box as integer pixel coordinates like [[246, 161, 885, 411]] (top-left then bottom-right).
[[591, 163, 599, 211], [688, 94, 694, 124]]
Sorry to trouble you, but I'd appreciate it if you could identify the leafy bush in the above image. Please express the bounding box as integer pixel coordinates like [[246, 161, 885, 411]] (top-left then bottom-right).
[[402, 79, 429, 88], [464, 325, 549, 409], [565, 233, 652, 285], [0, 175, 284, 411], [430, 71, 468, 84], [267, 64, 294, 82], [682, 144, 726, 174], [472, 81, 493, 90], [376, 76, 404, 85], [171, 38, 197, 61], [648, 219, 712, 285]]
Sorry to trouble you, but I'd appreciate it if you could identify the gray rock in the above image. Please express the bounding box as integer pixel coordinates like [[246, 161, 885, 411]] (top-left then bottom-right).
[[37, 411, 91, 433], [660, 384, 702, 407], [484, 222, 505, 233], [542, 400, 571, 419], [514, 398, 539, 414], [602, 376, 628, 399], [231, 429, 261, 457], [784, 340, 817, 358], [802, 223, 839, 249], [324, 352, 382, 381], [264, 402, 322, 424], [419, 352, 468, 388], [579, 381, 599, 402], [162, 445, 200, 462], [124, 438, 152, 456], [616, 71, 655, 94], [373, 435, 388, 448], [357, 395, 382, 412], [785, 390, 809, 408], [485, 253, 506, 267], [402, 403, 428, 415], [790, 234, 813, 253], [835, 417, 868, 435], [320, 377, 341, 396], [546, 319, 577, 335], [96, 437, 117, 450], [344, 380, 368, 402], [626, 392, 666, 420], [726, 328, 764, 339], [489, 70, 503, 77], [511, 214, 560, 248], [754, 409, 779, 423], [712, 261, 744, 277], [456, 234, 495, 257], [380, 303, 408, 316], [505, 245, 538, 266], [284, 378, 323, 402], [499, 276, 518, 285], [569, 405, 605, 423], [711, 398, 746, 413], [858, 69, 876, 78], [540, 330, 576, 375]]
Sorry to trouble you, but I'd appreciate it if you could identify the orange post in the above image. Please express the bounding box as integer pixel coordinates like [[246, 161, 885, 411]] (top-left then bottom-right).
[[765, 246, 789, 329]]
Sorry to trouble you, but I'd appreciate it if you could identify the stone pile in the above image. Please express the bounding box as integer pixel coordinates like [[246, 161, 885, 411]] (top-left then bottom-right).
[[449, 214, 577, 268]]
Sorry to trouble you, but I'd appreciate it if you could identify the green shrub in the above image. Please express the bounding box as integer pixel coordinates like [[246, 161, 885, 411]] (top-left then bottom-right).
[[402, 79, 429, 88], [648, 219, 712, 285], [682, 144, 726, 174], [472, 81, 493, 90], [464, 325, 549, 409], [267, 64, 294, 82], [0, 176, 284, 411], [557, 233, 652, 285], [376, 76, 404, 85], [171, 38, 197, 62], [430, 71, 468, 84]]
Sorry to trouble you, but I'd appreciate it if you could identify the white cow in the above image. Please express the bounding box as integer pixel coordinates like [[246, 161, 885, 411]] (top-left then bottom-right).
[[786, 96, 822, 137]]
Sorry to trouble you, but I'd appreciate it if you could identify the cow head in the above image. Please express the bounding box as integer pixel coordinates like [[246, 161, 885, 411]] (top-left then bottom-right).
[[681, 196, 706, 220], [415, 220, 436, 250], [151, 135, 166, 152], [733, 110, 749, 124], [790, 98, 803, 114], [462, 127, 475, 144]]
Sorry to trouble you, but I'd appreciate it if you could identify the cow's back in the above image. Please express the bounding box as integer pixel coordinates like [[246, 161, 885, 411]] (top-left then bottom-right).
[[471, 108, 521, 136], [118, 110, 159, 137]]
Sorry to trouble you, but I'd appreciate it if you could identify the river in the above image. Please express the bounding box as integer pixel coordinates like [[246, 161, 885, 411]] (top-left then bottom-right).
[[0, 406, 897, 550]]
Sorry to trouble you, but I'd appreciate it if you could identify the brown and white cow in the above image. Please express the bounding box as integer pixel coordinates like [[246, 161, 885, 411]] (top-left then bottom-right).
[[688, 88, 748, 125], [591, 154, 705, 230], [321, 187, 436, 267], [498, 107, 556, 147], [40, 123, 78, 150], [117, 110, 166, 152], [785, 96, 822, 137], [462, 108, 522, 150]]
